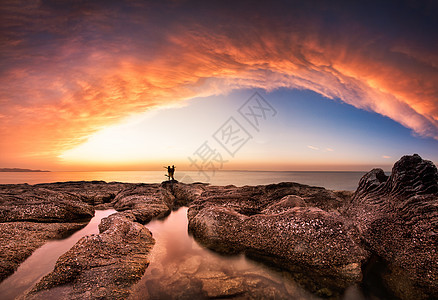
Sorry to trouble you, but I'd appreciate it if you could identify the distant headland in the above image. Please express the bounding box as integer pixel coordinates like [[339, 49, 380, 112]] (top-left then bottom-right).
[[0, 168, 50, 172]]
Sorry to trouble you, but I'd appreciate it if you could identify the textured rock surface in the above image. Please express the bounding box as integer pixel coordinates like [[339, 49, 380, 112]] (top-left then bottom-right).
[[129, 207, 321, 300], [112, 183, 173, 224], [0, 183, 95, 283], [35, 181, 128, 208], [346, 154, 438, 299], [0, 181, 173, 289], [24, 213, 155, 299], [188, 206, 368, 295], [161, 181, 207, 206], [186, 182, 368, 295], [186, 181, 346, 216], [0, 222, 86, 282], [0, 184, 94, 222]]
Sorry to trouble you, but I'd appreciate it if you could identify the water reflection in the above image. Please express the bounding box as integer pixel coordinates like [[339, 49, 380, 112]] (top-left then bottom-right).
[[0, 209, 116, 300], [130, 207, 320, 299]]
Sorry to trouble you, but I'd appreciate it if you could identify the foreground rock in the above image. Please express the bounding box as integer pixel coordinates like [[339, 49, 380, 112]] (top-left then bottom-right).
[[0, 184, 94, 223], [113, 183, 174, 224], [186, 182, 367, 296], [0, 183, 95, 283], [0, 222, 87, 282], [0, 181, 176, 289], [34, 181, 178, 223], [24, 213, 155, 299], [346, 154, 438, 299], [35, 181, 129, 209]]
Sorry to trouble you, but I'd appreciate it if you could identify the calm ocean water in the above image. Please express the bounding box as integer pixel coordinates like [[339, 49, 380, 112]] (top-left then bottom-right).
[[0, 170, 375, 191]]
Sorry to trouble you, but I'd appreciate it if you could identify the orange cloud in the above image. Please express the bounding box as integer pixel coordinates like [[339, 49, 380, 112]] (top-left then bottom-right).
[[0, 1, 437, 167]]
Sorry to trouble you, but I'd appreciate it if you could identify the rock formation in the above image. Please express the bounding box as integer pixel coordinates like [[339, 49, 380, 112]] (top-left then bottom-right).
[[0, 222, 86, 282], [184, 182, 368, 296], [112, 184, 173, 224], [23, 213, 155, 299], [35, 181, 127, 208], [0, 183, 95, 282], [346, 154, 438, 299], [1, 154, 437, 299], [0, 184, 94, 223]]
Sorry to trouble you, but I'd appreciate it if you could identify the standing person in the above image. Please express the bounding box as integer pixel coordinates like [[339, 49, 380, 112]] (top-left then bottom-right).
[[169, 165, 175, 180], [163, 165, 175, 181], [164, 165, 171, 180]]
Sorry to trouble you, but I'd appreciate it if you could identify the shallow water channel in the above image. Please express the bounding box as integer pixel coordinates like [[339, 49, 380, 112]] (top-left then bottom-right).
[[130, 207, 365, 299], [0, 209, 117, 300], [1, 207, 370, 299]]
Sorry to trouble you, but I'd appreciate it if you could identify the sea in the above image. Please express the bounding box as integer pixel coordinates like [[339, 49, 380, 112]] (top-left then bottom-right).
[[0, 170, 373, 191]]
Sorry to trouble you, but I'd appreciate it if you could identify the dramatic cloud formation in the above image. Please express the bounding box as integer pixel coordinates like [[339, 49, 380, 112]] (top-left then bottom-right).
[[1, 0, 437, 167]]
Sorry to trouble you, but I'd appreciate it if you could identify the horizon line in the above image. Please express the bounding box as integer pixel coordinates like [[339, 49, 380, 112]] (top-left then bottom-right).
[[22, 169, 392, 173]]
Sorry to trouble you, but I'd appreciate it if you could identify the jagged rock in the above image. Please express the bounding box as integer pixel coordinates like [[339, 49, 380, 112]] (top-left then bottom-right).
[[0, 222, 87, 283], [24, 213, 154, 299], [0, 184, 94, 222], [347, 154, 438, 299]]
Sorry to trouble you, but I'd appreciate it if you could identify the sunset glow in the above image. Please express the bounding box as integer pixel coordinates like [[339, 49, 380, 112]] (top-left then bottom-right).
[[1, 0, 437, 171]]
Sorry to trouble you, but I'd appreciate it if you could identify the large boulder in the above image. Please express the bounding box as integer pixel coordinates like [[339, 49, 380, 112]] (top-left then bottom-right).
[[24, 212, 155, 299], [346, 154, 438, 299], [187, 182, 367, 296]]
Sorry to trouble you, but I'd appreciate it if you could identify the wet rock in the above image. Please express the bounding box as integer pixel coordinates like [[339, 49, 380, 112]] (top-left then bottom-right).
[[0, 184, 94, 223], [347, 154, 438, 299], [0, 222, 87, 283], [161, 181, 207, 206], [187, 182, 347, 218], [184, 181, 364, 296], [24, 213, 155, 299], [145, 276, 203, 300], [188, 204, 368, 294], [112, 184, 172, 224], [35, 181, 127, 206]]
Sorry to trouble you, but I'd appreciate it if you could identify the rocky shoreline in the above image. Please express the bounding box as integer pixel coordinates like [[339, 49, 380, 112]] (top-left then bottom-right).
[[0, 154, 437, 299]]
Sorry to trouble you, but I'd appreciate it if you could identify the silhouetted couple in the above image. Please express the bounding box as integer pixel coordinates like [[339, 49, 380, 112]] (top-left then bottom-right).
[[165, 165, 175, 180]]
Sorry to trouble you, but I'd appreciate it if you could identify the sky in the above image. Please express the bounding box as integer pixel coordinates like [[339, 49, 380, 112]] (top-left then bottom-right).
[[0, 0, 437, 171]]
